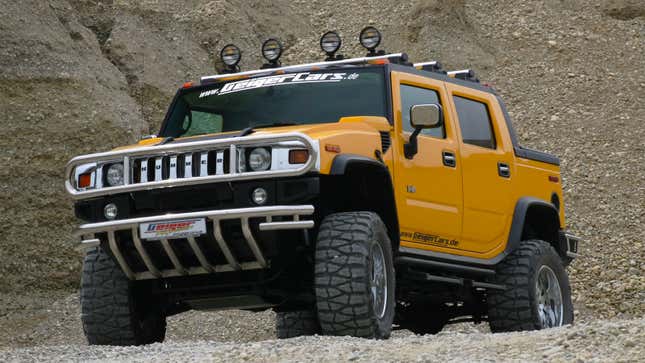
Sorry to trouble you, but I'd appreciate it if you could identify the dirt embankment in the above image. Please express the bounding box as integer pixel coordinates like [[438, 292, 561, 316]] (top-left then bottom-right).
[[0, 0, 643, 356]]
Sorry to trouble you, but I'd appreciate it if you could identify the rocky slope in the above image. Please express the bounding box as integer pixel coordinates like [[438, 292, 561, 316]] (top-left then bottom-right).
[[0, 0, 643, 346]]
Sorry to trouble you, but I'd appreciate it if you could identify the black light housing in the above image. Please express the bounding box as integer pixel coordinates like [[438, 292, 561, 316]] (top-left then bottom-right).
[[320, 31, 342, 61], [359, 26, 385, 56], [220, 44, 241, 73], [261, 38, 283, 68]]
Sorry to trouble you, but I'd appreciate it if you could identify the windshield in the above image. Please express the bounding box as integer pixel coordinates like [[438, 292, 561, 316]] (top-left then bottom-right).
[[160, 67, 387, 138]]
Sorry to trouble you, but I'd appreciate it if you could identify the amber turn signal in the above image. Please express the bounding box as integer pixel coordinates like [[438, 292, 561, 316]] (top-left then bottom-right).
[[324, 144, 341, 153], [288, 149, 309, 164], [78, 173, 92, 188]]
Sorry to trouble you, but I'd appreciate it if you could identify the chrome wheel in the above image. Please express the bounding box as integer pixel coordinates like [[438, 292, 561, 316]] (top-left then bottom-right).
[[536, 265, 563, 328], [370, 243, 388, 319]]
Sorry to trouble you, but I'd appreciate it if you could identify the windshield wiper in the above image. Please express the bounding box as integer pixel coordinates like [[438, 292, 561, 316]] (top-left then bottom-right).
[[238, 122, 297, 137], [239, 127, 254, 137]]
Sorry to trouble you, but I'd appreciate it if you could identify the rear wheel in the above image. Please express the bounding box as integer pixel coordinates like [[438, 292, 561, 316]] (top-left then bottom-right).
[[314, 212, 396, 339], [487, 240, 573, 332], [81, 247, 166, 345], [275, 310, 320, 338]]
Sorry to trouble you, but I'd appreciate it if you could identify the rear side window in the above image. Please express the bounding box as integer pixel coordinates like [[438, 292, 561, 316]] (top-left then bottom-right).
[[454, 96, 496, 149], [400, 85, 445, 138]]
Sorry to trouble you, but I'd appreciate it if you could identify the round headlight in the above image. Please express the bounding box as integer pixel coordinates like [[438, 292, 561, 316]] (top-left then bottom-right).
[[359, 26, 381, 51], [248, 148, 271, 171], [262, 38, 283, 62], [220, 44, 241, 67], [106, 163, 124, 186], [320, 31, 342, 55]]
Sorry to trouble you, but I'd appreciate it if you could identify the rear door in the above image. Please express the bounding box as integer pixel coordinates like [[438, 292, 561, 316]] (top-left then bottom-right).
[[444, 82, 515, 257], [391, 71, 464, 253]]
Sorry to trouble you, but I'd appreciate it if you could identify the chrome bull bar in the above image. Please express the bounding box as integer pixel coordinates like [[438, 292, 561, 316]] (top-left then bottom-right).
[[75, 205, 315, 280]]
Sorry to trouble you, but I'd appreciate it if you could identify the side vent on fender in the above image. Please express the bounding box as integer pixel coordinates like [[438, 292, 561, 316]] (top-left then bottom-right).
[[379, 131, 391, 154]]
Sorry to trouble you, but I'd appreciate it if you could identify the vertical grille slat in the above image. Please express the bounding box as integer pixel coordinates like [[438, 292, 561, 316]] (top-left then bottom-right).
[[184, 153, 193, 178], [169, 156, 178, 179], [140, 158, 148, 183], [154, 157, 163, 181], [200, 152, 208, 176], [215, 151, 224, 175]]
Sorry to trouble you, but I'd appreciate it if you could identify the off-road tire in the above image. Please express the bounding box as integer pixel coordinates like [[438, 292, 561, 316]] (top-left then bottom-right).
[[80, 247, 166, 345], [487, 240, 573, 332], [314, 212, 396, 339], [275, 310, 321, 338]]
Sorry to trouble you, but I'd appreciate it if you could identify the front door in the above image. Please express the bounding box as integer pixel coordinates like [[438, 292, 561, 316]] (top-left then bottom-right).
[[391, 71, 464, 254]]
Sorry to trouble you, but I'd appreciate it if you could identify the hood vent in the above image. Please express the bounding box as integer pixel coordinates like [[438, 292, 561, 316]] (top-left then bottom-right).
[[379, 131, 391, 154]]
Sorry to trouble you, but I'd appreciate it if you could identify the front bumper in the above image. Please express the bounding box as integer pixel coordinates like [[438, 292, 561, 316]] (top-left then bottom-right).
[[76, 205, 314, 280]]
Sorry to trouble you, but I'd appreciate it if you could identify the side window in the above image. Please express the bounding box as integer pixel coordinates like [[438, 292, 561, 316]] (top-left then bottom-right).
[[454, 96, 496, 149], [182, 111, 223, 137], [400, 84, 445, 138]]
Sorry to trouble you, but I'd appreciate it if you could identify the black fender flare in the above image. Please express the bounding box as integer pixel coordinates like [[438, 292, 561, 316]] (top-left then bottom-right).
[[329, 154, 387, 175], [328, 154, 400, 250], [506, 196, 561, 255]]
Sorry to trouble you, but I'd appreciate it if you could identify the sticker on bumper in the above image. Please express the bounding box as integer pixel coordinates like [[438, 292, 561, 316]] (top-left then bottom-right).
[[139, 218, 207, 240]]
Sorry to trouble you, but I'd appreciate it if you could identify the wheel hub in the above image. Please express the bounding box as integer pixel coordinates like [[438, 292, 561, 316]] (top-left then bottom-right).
[[370, 243, 388, 319], [536, 265, 563, 328]]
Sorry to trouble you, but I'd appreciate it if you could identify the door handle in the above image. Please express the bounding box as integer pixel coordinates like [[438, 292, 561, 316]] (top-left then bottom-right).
[[498, 162, 511, 178], [442, 151, 456, 167]]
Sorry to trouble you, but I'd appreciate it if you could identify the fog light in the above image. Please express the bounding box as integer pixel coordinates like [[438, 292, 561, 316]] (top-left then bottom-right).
[[262, 38, 283, 63], [359, 26, 382, 53], [104, 203, 118, 220], [252, 188, 268, 205], [320, 31, 342, 60]]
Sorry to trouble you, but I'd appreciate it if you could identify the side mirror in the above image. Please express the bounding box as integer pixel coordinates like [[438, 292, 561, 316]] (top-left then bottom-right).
[[405, 103, 443, 159], [411, 104, 442, 129]]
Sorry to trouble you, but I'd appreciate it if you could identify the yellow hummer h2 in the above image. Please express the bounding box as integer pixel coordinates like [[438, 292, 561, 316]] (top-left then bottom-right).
[[66, 28, 579, 344]]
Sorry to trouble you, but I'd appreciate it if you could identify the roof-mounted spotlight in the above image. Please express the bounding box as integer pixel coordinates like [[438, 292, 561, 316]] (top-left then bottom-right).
[[220, 44, 241, 73], [320, 31, 343, 61], [261, 38, 283, 69], [360, 26, 385, 56]]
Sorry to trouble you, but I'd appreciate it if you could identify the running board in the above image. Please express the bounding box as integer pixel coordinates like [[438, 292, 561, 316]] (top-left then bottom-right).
[[396, 256, 496, 276], [403, 269, 506, 291]]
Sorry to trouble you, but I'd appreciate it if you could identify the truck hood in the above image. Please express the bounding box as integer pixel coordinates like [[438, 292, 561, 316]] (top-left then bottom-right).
[[113, 116, 392, 151]]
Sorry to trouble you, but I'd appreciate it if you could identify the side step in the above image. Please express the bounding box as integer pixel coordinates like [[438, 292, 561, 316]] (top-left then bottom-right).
[[404, 269, 506, 291], [396, 255, 496, 276]]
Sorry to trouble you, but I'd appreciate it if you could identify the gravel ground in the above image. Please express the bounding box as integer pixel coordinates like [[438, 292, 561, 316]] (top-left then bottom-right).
[[0, 296, 642, 363], [1, 294, 643, 362]]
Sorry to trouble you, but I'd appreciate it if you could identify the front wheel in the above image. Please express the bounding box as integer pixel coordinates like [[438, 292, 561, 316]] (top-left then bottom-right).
[[80, 247, 166, 345], [487, 240, 573, 332], [314, 212, 396, 339]]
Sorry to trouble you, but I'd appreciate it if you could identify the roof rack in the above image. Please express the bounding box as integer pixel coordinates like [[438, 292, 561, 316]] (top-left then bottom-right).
[[447, 69, 479, 83], [200, 53, 409, 83], [413, 61, 445, 73]]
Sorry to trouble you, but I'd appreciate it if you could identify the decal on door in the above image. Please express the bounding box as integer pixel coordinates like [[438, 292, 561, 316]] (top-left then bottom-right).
[[400, 230, 459, 248]]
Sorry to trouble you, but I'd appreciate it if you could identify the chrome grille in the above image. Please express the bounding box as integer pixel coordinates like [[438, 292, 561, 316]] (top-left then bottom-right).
[[65, 132, 318, 200], [132, 150, 231, 184]]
